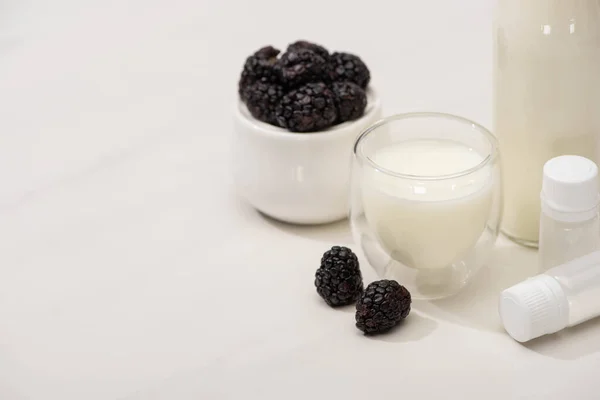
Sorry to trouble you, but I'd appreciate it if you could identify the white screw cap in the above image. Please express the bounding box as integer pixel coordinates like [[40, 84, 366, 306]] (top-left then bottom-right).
[[542, 155, 599, 214], [499, 274, 569, 343]]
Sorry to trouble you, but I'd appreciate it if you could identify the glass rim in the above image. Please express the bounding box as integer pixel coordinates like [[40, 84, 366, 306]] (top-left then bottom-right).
[[353, 112, 499, 181]]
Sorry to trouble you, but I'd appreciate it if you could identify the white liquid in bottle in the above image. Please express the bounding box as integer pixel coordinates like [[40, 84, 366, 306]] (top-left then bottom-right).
[[361, 139, 493, 270], [494, 0, 600, 245], [500, 250, 600, 343]]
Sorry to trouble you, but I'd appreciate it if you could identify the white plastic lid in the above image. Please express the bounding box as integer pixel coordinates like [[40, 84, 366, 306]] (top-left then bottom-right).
[[542, 155, 599, 215], [499, 274, 569, 343]]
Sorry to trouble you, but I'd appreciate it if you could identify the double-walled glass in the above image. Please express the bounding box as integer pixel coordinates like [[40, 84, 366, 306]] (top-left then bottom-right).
[[350, 113, 502, 300]]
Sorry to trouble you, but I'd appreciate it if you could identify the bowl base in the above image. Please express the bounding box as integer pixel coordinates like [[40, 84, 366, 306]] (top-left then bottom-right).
[[256, 209, 348, 226]]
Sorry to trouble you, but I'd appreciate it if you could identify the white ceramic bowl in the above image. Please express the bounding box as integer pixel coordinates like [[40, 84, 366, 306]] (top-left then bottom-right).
[[233, 88, 382, 225]]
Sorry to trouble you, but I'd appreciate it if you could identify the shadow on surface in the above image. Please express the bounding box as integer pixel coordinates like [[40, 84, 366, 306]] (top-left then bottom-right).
[[523, 316, 600, 360], [415, 240, 538, 333], [336, 304, 357, 314], [312, 297, 356, 314], [258, 212, 354, 245], [363, 312, 438, 343]]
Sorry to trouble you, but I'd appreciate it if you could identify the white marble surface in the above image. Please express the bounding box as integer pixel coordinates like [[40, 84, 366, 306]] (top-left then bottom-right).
[[1, 1, 600, 399]]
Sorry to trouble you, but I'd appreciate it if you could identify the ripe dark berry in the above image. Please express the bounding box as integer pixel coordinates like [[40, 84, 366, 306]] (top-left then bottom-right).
[[287, 40, 330, 60], [315, 246, 363, 307], [238, 46, 281, 101], [242, 81, 284, 126], [330, 52, 370, 89], [355, 280, 411, 335], [331, 81, 367, 123], [275, 82, 338, 132], [277, 48, 332, 88]]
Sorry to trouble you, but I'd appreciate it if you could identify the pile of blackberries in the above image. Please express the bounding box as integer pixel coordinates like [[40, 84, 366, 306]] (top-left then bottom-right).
[[238, 41, 371, 133]]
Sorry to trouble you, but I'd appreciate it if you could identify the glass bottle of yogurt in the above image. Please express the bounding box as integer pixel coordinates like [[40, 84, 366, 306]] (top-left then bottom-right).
[[494, 0, 600, 246]]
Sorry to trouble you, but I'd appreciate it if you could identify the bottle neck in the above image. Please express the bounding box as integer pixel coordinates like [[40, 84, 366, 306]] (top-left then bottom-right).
[[541, 199, 599, 223]]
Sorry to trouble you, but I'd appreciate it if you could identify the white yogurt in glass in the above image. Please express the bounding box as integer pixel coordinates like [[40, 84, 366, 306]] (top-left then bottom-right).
[[362, 139, 493, 270]]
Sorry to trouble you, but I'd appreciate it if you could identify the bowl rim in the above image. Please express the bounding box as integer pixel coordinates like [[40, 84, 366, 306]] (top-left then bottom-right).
[[234, 87, 381, 141]]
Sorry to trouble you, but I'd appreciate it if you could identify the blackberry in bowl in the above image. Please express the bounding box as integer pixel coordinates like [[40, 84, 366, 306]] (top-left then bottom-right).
[[330, 52, 370, 89], [275, 82, 338, 133], [233, 41, 381, 224], [238, 46, 281, 101], [286, 40, 330, 60]]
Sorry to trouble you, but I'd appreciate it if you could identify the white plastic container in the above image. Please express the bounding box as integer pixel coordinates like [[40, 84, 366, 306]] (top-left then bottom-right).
[[494, 0, 600, 246], [539, 155, 600, 271], [500, 250, 600, 343]]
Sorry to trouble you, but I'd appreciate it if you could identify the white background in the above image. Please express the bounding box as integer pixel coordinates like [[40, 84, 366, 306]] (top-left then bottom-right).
[[1, 0, 599, 399]]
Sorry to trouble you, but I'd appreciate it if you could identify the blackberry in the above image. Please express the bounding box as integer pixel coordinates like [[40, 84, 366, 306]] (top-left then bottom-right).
[[277, 49, 332, 88], [330, 52, 370, 89], [331, 81, 367, 123], [243, 81, 284, 126], [355, 280, 411, 335], [238, 46, 281, 101], [275, 82, 338, 132], [287, 40, 329, 60], [315, 246, 363, 307]]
